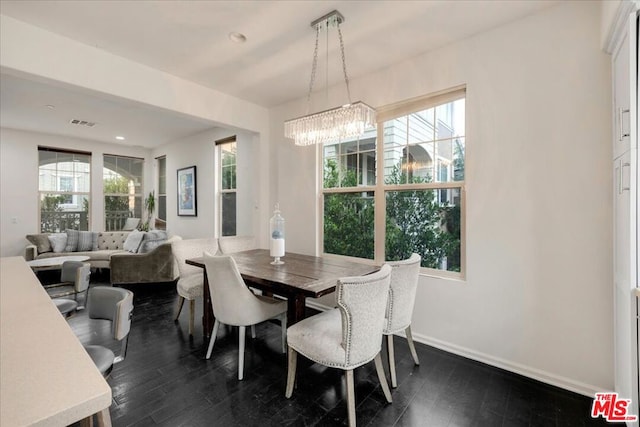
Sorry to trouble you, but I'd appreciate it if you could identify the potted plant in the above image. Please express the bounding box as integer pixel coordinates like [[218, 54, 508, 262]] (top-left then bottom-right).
[[140, 191, 155, 231]]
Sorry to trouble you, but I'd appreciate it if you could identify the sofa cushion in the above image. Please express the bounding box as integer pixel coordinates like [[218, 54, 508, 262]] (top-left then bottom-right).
[[97, 232, 130, 250], [26, 234, 52, 254], [123, 230, 145, 253], [48, 233, 68, 253], [83, 249, 127, 262], [77, 231, 99, 251], [64, 229, 80, 252], [139, 230, 168, 254]]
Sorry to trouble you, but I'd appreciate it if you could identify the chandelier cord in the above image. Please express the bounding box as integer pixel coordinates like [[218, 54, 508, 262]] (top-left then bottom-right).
[[306, 16, 353, 111], [306, 24, 320, 112], [337, 22, 352, 105]]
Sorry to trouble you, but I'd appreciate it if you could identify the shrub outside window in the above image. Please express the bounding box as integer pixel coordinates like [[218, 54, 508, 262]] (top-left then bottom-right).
[[322, 87, 466, 277], [218, 137, 237, 237], [38, 147, 91, 232], [103, 155, 144, 231], [157, 156, 167, 221]]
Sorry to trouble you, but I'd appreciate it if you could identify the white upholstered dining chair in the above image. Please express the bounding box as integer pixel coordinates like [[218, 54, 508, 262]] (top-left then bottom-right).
[[202, 252, 287, 380], [285, 264, 393, 427], [384, 253, 422, 388], [172, 238, 218, 336], [218, 235, 256, 254]]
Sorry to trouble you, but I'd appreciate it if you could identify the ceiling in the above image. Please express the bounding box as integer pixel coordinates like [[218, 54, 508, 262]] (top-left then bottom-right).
[[0, 0, 558, 148]]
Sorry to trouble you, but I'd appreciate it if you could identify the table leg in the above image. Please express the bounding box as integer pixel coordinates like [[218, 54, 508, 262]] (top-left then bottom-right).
[[288, 295, 306, 326], [202, 270, 213, 338]]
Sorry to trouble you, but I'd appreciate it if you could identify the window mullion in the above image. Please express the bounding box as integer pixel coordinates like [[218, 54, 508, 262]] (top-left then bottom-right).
[[374, 123, 385, 264]]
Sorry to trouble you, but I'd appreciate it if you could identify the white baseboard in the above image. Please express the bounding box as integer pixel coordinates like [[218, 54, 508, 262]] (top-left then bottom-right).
[[412, 333, 603, 398], [305, 300, 603, 397]]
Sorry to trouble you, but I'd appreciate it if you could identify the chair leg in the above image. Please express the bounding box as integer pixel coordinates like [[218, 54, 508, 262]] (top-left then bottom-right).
[[206, 319, 220, 359], [251, 324, 256, 339], [374, 352, 393, 403], [280, 313, 287, 354], [78, 291, 86, 310], [405, 325, 420, 365], [174, 296, 185, 321], [238, 326, 246, 380], [387, 334, 397, 388], [345, 370, 356, 427], [188, 299, 195, 336], [285, 347, 297, 398]]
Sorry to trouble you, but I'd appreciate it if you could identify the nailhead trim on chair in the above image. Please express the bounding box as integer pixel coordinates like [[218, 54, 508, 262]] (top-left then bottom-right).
[[288, 343, 378, 369]]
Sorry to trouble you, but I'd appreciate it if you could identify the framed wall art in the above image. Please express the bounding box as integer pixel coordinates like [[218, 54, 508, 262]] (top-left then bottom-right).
[[177, 166, 197, 216]]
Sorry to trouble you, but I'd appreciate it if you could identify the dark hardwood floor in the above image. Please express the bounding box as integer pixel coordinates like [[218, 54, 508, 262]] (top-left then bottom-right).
[[67, 274, 607, 427]]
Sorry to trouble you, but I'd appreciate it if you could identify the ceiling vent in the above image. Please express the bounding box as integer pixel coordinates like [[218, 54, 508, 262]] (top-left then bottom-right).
[[69, 119, 96, 127]]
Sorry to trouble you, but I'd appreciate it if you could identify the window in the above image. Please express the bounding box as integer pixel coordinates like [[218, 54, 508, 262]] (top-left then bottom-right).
[[38, 147, 91, 232], [323, 130, 377, 260], [217, 136, 237, 236], [322, 87, 466, 277], [157, 156, 167, 221], [103, 155, 144, 231]]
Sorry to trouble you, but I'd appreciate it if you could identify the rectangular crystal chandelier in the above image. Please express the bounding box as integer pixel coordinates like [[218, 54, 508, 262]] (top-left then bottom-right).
[[284, 10, 376, 146], [284, 101, 376, 146]]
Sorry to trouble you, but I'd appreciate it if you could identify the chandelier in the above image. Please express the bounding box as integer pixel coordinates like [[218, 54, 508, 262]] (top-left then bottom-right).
[[284, 10, 376, 146]]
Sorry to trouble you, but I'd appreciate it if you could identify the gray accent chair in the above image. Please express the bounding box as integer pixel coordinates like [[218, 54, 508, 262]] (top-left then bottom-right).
[[172, 238, 219, 335], [384, 253, 422, 388], [45, 261, 91, 309], [285, 264, 393, 427], [202, 253, 287, 380], [84, 286, 134, 378]]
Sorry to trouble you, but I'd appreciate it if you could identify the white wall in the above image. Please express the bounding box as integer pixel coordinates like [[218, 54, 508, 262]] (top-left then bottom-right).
[[271, 1, 612, 395], [0, 127, 152, 257], [152, 128, 261, 241]]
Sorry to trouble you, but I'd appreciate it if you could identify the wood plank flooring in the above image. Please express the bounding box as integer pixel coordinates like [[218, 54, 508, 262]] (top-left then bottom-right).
[[67, 276, 608, 427]]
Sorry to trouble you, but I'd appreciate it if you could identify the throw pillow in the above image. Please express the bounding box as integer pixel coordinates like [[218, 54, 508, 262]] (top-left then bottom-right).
[[26, 234, 52, 254], [48, 233, 68, 253], [91, 232, 99, 251], [123, 230, 145, 253], [64, 229, 80, 252], [77, 231, 99, 252], [139, 230, 168, 253]]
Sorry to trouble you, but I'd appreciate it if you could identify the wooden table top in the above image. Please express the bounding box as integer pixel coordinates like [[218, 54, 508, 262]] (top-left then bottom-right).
[[1, 257, 111, 426], [187, 249, 379, 298]]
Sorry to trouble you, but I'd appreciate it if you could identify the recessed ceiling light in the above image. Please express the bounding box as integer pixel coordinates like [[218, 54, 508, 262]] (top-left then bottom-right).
[[228, 32, 247, 43], [45, 104, 55, 109], [115, 136, 125, 141]]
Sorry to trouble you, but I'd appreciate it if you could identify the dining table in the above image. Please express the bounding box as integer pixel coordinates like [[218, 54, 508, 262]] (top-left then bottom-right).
[[186, 249, 379, 337]]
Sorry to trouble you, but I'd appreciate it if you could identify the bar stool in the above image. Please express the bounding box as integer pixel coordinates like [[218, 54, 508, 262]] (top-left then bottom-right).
[[53, 298, 78, 318]]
